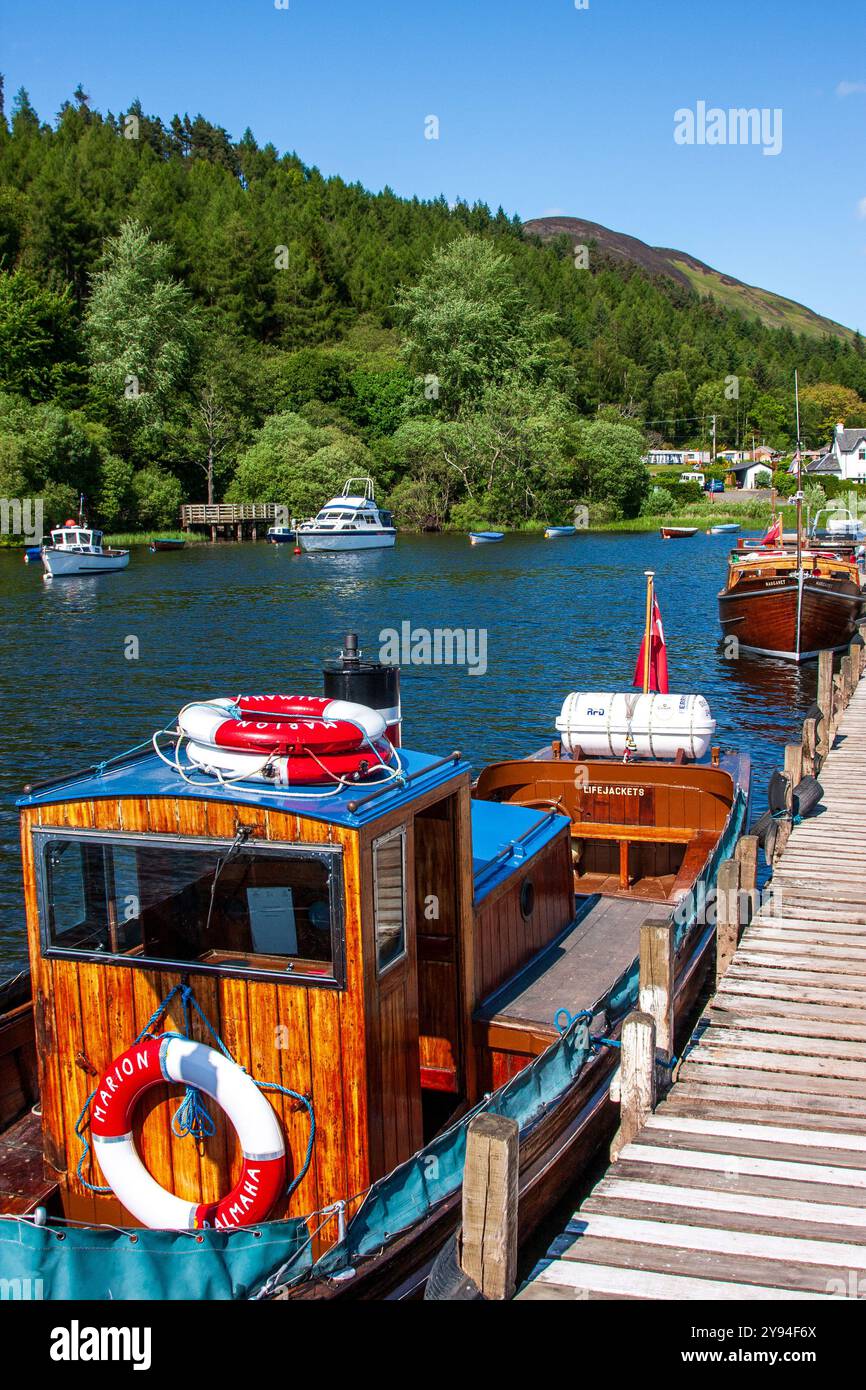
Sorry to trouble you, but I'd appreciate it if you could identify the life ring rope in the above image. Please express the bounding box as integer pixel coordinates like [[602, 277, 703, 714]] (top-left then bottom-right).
[[152, 694, 406, 799]]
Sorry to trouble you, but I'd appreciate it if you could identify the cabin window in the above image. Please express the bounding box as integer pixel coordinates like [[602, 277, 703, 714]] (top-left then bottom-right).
[[373, 825, 407, 974], [35, 829, 345, 986]]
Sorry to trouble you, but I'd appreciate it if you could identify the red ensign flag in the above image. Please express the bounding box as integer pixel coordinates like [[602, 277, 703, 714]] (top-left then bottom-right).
[[633, 594, 669, 694], [762, 515, 782, 546]]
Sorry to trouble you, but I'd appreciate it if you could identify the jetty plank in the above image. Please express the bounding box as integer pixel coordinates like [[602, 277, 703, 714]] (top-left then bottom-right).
[[518, 676, 866, 1300]]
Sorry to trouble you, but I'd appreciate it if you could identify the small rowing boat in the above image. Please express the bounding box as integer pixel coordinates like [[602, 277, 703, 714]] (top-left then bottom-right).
[[148, 538, 186, 552], [469, 531, 504, 544], [544, 525, 576, 539], [708, 523, 740, 535], [660, 526, 698, 540]]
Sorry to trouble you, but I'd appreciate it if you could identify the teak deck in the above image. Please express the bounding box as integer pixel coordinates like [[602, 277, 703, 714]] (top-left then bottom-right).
[[519, 676, 866, 1301]]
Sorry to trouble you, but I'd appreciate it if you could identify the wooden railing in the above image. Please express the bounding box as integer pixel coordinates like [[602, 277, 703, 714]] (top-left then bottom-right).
[[180, 504, 282, 524]]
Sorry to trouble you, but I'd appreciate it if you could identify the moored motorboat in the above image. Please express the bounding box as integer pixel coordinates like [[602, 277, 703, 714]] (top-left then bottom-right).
[[718, 547, 865, 660], [296, 477, 395, 552], [660, 526, 698, 539], [41, 521, 129, 577], [23, 542, 44, 563], [266, 525, 296, 544], [469, 531, 504, 544], [718, 375, 866, 660], [0, 627, 748, 1301]]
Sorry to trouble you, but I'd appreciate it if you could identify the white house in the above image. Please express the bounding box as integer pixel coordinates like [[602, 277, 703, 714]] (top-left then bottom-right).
[[806, 423, 866, 482]]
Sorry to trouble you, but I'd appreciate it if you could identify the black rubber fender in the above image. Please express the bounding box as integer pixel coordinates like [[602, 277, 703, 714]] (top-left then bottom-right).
[[424, 1232, 486, 1301]]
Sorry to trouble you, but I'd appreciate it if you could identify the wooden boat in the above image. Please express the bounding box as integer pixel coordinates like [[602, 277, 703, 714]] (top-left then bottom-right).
[[718, 547, 865, 660], [544, 525, 576, 539], [708, 523, 739, 535], [148, 538, 186, 552], [469, 531, 504, 544], [0, 648, 748, 1301], [41, 522, 129, 577], [660, 526, 698, 540], [719, 377, 866, 661]]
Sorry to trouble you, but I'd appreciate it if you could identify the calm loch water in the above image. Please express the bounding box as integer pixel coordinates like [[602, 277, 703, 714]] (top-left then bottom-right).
[[0, 531, 817, 970]]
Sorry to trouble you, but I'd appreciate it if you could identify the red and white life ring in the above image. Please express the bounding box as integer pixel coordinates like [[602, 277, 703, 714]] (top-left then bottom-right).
[[177, 695, 392, 785], [90, 1036, 286, 1230]]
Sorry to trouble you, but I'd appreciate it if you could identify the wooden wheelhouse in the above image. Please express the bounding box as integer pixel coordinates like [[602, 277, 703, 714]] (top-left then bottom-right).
[[7, 742, 576, 1249]]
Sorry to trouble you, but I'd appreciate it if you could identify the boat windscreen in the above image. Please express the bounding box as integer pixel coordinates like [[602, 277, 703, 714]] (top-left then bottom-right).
[[35, 830, 344, 984]]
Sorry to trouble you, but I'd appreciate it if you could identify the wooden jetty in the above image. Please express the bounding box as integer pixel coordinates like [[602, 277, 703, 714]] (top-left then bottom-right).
[[517, 637, 866, 1301], [180, 503, 285, 542]]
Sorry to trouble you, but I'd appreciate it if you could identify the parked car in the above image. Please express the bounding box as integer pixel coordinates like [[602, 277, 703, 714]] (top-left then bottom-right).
[[704, 479, 724, 494]]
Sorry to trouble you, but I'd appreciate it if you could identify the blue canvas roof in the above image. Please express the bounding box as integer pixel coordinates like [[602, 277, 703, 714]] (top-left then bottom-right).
[[17, 746, 568, 900], [470, 800, 569, 902], [17, 746, 468, 829]]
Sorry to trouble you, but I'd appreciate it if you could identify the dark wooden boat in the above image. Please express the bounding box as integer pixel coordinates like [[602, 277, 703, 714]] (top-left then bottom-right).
[[660, 526, 697, 539], [718, 548, 865, 660], [148, 538, 186, 552], [0, 657, 748, 1300]]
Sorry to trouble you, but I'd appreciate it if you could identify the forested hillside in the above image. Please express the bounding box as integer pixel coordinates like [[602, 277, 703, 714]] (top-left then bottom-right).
[[2, 83, 865, 532]]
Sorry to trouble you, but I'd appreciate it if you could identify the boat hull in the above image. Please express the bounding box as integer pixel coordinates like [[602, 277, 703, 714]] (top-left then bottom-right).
[[718, 574, 866, 660], [297, 531, 396, 552], [42, 549, 130, 577]]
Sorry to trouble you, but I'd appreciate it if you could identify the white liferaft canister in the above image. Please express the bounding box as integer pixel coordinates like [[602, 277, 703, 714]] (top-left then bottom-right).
[[555, 692, 716, 762]]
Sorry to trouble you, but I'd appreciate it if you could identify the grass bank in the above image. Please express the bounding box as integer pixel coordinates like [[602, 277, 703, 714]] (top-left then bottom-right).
[[103, 530, 207, 546], [590, 503, 776, 533]]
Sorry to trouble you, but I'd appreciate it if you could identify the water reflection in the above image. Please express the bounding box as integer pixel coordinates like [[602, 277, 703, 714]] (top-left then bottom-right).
[[0, 532, 817, 967]]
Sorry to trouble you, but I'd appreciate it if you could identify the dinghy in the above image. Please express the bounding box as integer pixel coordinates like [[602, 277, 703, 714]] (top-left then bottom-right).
[[469, 531, 504, 544], [544, 525, 576, 539]]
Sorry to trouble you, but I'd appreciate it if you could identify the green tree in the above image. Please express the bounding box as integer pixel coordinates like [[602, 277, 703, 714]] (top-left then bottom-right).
[[0, 270, 82, 402], [85, 219, 199, 426], [573, 420, 649, 518], [395, 235, 554, 416]]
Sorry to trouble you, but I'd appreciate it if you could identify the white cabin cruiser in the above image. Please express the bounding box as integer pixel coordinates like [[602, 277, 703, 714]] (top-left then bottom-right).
[[41, 521, 130, 578], [296, 477, 396, 552]]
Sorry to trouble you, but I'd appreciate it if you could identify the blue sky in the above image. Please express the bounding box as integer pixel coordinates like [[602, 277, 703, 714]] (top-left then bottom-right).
[[3, 0, 865, 329]]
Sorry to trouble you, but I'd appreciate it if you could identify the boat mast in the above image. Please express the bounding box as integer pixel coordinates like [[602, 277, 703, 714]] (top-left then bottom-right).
[[642, 570, 654, 693], [794, 370, 804, 572]]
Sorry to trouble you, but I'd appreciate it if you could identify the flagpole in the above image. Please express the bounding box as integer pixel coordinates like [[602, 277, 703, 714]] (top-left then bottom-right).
[[642, 570, 654, 694]]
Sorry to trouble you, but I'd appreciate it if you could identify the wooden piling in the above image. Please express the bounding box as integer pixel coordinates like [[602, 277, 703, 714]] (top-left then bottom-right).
[[817, 649, 833, 757], [734, 834, 759, 927], [639, 917, 675, 1072], [783, 742, 803, 790], [801, 715, 818, 777], [460, 1113, 519, 1300], [610, 1012, 656, 1163], [772, 771, 795, 864], [715, 857, 742, 987]]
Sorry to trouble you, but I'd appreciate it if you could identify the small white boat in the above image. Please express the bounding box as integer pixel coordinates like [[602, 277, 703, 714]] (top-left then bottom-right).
[[41, 522, 130, 578], [266, 525, 296, 544], [544, 525, 577, 539], [708, 523, 740, 535], [295, 478, 395, 552], [469, 531, 504, 544]]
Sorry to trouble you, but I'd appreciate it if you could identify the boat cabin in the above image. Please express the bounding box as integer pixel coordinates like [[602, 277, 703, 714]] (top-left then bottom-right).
[[48, 525, 105, 553], [301, 477, 393, 534], [13, 743, 575, 1241]]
